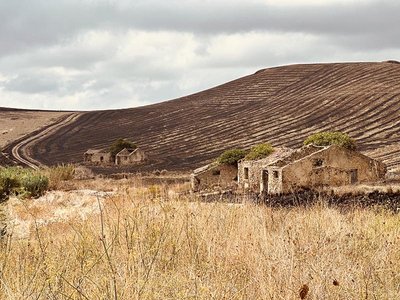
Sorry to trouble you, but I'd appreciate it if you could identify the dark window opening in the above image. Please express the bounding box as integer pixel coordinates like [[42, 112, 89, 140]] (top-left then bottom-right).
[[244, 167, 249, 180], [212, 169, 221, 176], [273, 171, 279, 178], [313, 158, 324, 167], [350, 169, 358, 184]]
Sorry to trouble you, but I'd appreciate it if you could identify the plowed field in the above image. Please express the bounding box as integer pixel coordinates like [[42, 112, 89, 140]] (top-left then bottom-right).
[[8, 62, 400, 172]]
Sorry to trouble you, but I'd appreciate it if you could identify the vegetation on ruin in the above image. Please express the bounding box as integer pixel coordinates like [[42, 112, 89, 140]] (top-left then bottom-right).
[[109, 138, 137, 159], [245, 143, 275, 160], [217, 149, 247, 165], [304, 131, 356, 150]]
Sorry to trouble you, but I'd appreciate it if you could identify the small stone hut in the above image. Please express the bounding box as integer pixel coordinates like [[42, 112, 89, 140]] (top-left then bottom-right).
[[115, 148, 146, 166], [191, 163, 238, 193], [237, 147, 294, 195], [83, 149, 112, 165], [238, 145, 386, 196]]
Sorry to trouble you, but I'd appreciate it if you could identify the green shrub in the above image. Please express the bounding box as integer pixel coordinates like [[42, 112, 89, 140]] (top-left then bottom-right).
[[217, 149, 247, 165], [109, 138, 137, 159], [0, 168, 21, 201], [20, 173, 49, 198], [303, 131, 356, 150], [245, 143, 274, 160], [0, 167, 50, 200]]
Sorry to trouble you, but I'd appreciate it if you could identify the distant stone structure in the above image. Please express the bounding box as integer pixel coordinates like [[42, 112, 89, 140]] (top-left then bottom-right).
[[84, 147, 146, 166], [83, 149, 112, 165], [115, 148, 146, 166], [238, 144, 386, 196], [191, 163, 237, 193]]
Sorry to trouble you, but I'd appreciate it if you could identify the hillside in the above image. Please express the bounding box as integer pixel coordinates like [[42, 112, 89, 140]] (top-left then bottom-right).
[[6, 61, 400, 172]]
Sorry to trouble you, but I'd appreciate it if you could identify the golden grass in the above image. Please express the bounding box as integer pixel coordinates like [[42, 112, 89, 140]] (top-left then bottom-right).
[[1, 183, 399, 299]]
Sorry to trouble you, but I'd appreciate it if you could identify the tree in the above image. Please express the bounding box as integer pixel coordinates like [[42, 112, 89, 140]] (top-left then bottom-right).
[[303, 131, 356, 150], [109, 138, 137, 159], [217, 149, 247, 165], [245, 143, 274, 160]]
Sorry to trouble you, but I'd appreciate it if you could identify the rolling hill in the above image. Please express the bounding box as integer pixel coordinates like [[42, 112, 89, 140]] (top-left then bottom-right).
[[4, 61, 400, 173]]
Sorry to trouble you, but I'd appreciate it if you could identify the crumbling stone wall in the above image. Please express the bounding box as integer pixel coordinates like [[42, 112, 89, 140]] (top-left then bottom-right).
[[280, 146, 386, 193], [191, 164, 237, 192]]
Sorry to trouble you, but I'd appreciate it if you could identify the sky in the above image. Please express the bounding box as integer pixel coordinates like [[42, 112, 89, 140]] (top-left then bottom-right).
[[0, 0, 399, 111]]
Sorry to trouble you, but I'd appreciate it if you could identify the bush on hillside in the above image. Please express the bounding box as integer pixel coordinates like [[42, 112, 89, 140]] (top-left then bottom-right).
[[303, 131, 356, 150], [109, 138, 137, 159], [0, 167, 50, 200], [0, 168, 20, 201], [20, 173, 49, 198], [245, 143, 274, 160], [217, 149, 247, 165]]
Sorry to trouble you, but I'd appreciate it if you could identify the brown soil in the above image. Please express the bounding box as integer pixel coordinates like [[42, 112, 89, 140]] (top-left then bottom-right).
[[0, 108, 67, 148], [5, 62, 400, 172]]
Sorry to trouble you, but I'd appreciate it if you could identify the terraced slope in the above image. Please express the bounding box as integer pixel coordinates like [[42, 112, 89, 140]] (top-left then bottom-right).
[[27, 61, 400, 172]]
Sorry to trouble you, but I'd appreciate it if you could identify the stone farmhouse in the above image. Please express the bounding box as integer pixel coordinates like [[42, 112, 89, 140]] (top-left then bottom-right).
[[83, 149, 112, 165], [84, 147, 146, 166], [115, 148, 146, 166], [238, 144, 386, 196], [191, 163, 237, 192]]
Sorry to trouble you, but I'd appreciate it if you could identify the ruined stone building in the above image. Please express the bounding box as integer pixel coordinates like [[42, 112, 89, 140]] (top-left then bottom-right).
[[238, 145, 386, 196], [83, 149, 112, 165], [84, 147, 146, 166], [191, 163, 237, 192], [115, 148, 146, 166]]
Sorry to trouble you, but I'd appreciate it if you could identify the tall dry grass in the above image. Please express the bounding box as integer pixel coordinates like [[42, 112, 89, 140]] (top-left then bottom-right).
[[0, 185, 399, 299]]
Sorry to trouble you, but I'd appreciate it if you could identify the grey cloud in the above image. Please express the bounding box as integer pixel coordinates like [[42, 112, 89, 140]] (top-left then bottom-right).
[[1, 0, 399, 58], [3, 74, 61, 94], [1, 0, 400, 110]]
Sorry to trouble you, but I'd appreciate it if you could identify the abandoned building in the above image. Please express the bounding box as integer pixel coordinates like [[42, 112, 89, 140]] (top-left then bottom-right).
[[83, 149, 112, 165], [115, 148, 146, 166], [191, 163, 238, 192], [238, 144, 387, 196], [84, 147, 146, 166]]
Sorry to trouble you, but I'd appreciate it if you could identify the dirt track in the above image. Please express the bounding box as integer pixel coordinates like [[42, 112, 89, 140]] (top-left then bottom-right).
[[6, 61, 400, 172], [3, 113, 81, 168]]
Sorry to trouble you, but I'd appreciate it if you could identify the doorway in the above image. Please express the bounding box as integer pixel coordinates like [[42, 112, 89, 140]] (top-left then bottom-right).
[[261, 170, 269, 194], [350, 169, 358, 184]]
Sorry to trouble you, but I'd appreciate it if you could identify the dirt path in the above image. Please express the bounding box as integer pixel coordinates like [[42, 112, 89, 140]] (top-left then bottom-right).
[[6, 113, 81, 169]]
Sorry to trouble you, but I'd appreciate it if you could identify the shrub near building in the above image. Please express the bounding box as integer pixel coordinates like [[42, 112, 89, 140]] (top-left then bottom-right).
[[303, 131, 356, 150], [245, 143, 275, 160], [217, 149, 247, 165], [109, 138, 137, 159]]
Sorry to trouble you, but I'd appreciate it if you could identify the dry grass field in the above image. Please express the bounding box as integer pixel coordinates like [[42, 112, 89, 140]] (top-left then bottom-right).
[[0, 108, 67, 148], [1, 179, 399, 299]]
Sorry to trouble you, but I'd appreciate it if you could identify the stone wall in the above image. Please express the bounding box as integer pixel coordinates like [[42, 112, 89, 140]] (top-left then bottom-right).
[[281, 146, 386, 193], [238, 159, 267, 194], [191, 164, 237, 192], [116, 149, 146, 165]]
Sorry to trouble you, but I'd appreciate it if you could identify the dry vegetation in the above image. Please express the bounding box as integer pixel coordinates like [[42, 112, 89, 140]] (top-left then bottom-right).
[[0, 109, 67, 148], [1, 180, 399, 299]]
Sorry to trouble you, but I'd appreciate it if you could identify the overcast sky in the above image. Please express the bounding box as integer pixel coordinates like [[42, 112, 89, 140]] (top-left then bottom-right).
[[0, 0, 399, 110]]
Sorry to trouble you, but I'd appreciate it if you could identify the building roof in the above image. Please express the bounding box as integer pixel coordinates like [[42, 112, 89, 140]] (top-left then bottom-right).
[[116, 147, 138, 157], [84, 148, 109, 154], [240, 146, 295, 167], [268, 144, 325, 167], [193, 162, 219, 174], [267, 144, 384, 169]]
